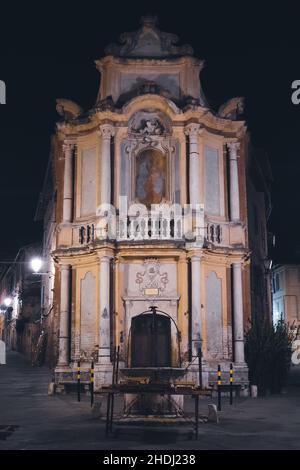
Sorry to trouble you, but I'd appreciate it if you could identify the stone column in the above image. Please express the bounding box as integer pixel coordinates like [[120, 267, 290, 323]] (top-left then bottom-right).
[[185, 123, 201, 206], [98, 256, 111, 368], [191, 255, 202, 358], [227, 141, 240, 222], [232, 262, 245, 362], [98, 124, 115, 206], [58, 264, 71, 366], [62, 143, 74, 223]]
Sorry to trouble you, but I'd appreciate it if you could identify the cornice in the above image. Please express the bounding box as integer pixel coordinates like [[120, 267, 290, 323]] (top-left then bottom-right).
[[55, 94, 247, 140], [95, 54, 203, 70]]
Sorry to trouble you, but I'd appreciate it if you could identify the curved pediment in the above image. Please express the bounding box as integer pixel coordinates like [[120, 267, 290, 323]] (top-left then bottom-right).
[[105, 15, 193, 59], [122, 94, 181, 119]]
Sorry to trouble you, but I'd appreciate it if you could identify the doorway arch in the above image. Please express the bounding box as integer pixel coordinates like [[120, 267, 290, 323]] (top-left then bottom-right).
[[127, 306, 181, 368], [131, 313, 171, 367]]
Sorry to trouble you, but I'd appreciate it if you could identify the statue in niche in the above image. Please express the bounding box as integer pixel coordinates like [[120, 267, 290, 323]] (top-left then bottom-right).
[[135, 148, 166, 206]]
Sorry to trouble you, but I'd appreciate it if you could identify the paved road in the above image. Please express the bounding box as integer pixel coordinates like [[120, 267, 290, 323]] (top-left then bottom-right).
[[1, 351, 300, 450]]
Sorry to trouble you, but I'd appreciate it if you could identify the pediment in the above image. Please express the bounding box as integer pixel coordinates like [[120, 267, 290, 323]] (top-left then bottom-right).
[[105, 15, 193, 58]]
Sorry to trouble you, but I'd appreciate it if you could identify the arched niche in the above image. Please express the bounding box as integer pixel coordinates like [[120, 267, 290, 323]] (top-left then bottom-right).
[[135, 148, 168, 206]]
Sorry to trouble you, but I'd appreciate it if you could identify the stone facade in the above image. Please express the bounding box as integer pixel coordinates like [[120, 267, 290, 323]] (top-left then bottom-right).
[[42, 17, 257, 400], [272, 265, 300, 336]]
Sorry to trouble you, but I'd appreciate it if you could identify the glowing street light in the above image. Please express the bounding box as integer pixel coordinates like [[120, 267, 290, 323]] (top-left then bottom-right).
[[31, 257, 43, 273], [4, 297, 12, 307]]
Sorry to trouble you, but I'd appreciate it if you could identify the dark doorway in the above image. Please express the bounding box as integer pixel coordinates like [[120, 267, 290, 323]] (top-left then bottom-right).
[[131, 313, 171, 367]]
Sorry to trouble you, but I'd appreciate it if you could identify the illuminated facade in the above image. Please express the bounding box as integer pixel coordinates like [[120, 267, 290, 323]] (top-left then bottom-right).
[[272, 265, 300, 334], [48, 17, 253, 402]]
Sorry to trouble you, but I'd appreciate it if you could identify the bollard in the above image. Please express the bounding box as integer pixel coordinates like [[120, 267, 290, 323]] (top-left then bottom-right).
[[217, 364, 221, 411], [90, 360, 94, 407], [229, 363, 233, 405], [77, 360, 81, 402]]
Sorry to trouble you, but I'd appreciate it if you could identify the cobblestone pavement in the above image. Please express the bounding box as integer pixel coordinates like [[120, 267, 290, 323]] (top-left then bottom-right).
[[1, 351, 300, 450]]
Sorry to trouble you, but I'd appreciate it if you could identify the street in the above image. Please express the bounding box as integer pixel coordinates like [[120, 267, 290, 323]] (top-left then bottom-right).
[[0, 351, 300, 450]]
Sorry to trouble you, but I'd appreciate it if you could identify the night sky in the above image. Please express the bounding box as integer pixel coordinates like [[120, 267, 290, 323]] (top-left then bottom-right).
[[0, 3, 300, 263]]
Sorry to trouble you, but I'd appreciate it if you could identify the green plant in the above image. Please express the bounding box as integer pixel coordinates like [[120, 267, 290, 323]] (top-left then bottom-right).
[[244, 315, 294, 395]]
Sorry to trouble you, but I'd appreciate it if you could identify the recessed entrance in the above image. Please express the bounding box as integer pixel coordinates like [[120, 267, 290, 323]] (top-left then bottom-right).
[[131, 312, 171, 367]]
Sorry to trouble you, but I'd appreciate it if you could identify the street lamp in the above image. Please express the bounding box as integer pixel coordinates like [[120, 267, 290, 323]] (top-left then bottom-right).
[[4, 297, 12, 307], [31, 257, 43, 274]]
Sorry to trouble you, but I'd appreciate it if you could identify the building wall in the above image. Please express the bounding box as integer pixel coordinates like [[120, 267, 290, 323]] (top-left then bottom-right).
[[52, 95, 250, 387], [0, 244, 42, 361], [273, 265, 300, 334], [47, 19, 256, 393]]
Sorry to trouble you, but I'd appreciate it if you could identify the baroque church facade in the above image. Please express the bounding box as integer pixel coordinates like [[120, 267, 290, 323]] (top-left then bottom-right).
[[48, 17, 253, 398]]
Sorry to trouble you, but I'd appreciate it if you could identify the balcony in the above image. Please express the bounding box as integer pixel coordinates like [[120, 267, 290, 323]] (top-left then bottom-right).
[[59, 215, 246, 250]]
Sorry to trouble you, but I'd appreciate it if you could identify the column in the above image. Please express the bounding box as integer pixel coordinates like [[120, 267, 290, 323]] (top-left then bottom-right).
[[62, 142, 74, 223], [98, 256, 111, 365], [227, 141, 240, 222], [178, 256, 189, 361], [98, 124, 115, 206], [58, 264, 71, 366], [191, 255, 202, 358], [232, 262, 245, 362], [185, 123, 201, 206]]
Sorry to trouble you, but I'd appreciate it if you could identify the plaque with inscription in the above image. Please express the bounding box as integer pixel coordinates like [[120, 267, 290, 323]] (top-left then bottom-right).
[[144, 288, 159, 296]]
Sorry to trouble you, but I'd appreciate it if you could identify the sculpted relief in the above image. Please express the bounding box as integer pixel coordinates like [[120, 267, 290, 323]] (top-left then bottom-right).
[[135, 259, 169, 295], [128, 110, 171, 138]]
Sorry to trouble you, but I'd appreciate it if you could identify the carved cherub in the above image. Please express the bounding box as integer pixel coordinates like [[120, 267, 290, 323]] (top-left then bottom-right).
[[139, 119, 163, 135]]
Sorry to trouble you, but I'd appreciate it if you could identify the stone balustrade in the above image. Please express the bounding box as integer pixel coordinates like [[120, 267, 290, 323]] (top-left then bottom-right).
[[61, 217, 246, 247]]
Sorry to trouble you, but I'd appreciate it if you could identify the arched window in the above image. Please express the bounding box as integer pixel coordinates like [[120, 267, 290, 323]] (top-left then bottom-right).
[[135, 148, 167, 206]]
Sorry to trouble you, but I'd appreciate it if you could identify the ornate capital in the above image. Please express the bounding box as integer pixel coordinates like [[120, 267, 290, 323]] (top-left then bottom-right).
[[62, 141, 74, 157], [184, 123, 201, 138], [98, 255, 112, 264], [190, 254, 203, 263], [60, 263, 71, 271], [98, 124, 115, 140], [227, 141, 240, 159]]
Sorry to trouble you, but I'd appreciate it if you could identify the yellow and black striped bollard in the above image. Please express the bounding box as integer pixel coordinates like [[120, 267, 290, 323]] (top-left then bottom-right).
[[90, 361, 94, 407], [229, 363, 234, 405], [217, 364, 222, 411], [77, 360, 81, 402]]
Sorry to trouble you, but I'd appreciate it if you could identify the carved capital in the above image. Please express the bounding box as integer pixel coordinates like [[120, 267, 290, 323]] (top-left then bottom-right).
[[97, 254, 112, 264], [227, 141, 240, 159], [62, 141, 74, 157], [184, 123, 201, 137], [98, 124, 115, 140], [60, 263, 71, 272], [190, 254, 203, 263]]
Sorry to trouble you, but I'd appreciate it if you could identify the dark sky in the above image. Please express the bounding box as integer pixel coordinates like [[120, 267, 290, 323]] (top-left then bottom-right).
[[0, 2, 300, 262]]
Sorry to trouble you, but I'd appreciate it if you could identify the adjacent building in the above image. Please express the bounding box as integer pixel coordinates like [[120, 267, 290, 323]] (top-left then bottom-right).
[[35, 137, 57, 367], [247, 147, 273, 322], [272, 264, 300, 335], [0, 243, 42, 360]]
